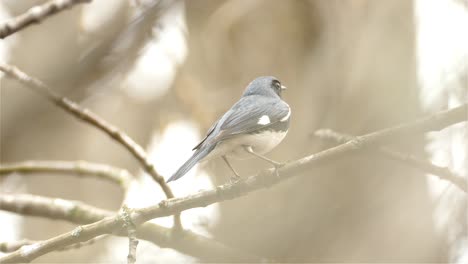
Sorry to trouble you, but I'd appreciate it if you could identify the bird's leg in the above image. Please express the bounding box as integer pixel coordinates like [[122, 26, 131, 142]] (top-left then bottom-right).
[[243, 146, 284, 176], [222, 155, 241, 182]]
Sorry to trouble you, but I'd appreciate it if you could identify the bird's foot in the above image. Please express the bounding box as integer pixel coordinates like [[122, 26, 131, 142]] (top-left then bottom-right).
[[272, 162, 285, 177]]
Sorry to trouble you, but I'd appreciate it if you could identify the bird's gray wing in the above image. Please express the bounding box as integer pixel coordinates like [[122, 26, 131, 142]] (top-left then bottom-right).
[[215, 96, 290, 141], [192, 119, 219, 150]]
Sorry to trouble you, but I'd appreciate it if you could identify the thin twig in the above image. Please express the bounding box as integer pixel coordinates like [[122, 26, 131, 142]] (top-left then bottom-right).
[[0, 160, 132, 190], [0, 62, 181, 228], [0, 0, 92, 39], [314, 129, 467, 192], [1, 103, 466, 263], [0, 193, 261, 262], [121, 206, 138, 264]]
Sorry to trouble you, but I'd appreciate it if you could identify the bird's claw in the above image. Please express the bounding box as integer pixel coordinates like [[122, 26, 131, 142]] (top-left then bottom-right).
[[272, 162, 284, 177]]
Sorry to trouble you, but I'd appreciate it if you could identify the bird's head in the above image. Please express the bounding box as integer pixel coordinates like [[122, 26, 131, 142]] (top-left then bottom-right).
[[242, 76, 287, 98]]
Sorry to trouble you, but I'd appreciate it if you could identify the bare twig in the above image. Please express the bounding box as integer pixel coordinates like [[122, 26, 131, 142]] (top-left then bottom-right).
[[0, 63, 181, 228], [0, 193, 262, 262], [1, 103, 466, 263], [314, 129, 467, 192], [0, 160, 132, 190], [121, 206, 138, 264], [0, 0, 92, 39]]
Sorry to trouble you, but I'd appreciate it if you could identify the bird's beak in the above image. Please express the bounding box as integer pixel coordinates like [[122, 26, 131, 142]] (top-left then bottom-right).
[[281, 85, 287, 90]]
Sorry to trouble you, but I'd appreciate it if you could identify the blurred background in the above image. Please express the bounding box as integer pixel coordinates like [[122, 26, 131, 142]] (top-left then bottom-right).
[[0, 0, 467, 262]]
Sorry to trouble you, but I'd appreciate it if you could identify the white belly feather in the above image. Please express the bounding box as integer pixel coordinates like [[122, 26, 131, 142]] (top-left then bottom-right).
[[202, 130, 287, 161]]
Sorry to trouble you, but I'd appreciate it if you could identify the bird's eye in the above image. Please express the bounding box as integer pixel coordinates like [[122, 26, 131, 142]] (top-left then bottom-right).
[[273, 80, 281, 90]]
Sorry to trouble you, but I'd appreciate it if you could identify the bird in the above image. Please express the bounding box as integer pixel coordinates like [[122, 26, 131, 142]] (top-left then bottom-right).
[[166, 76, 291, 182]]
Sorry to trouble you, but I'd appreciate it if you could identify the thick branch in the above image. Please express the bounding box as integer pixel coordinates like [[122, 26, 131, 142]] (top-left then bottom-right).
[[0, 0, 92, 39], [0, 194, 258, 263], [314, 129, 467, 192], [0, 160, 132, 190], [1, 103, 466, 263], [0, 63, 181, 228]]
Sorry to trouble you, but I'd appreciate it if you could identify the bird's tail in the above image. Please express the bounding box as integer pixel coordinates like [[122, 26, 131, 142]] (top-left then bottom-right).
[[166, 144, 215, 182]]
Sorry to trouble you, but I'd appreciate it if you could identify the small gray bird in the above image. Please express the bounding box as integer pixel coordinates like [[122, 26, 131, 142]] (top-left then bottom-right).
[[167, 76, 291, 182]]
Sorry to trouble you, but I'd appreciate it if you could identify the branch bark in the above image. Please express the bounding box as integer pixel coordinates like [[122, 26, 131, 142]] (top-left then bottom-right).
[[314, 129, 467, 192], [0, 237, 108, 254], [0, 0, 92, 39], [121, 206, 138, 264], [0, 240, 38, 253], [1, 103, 466, 263], [0, 194, 260, 263], [0, 62, 181, 228]]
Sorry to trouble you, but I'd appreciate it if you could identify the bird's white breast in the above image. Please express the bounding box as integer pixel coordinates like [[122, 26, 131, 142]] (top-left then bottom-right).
[[203, 130, 288, 161]]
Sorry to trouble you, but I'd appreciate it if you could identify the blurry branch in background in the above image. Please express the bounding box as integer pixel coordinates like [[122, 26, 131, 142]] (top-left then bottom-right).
[[0, 193, 110, 224], [0, 193, 261, 263], [0, 160, 132, 190], [78, 0, 180, 95], [0, 0, 92, 39], [0, 100, 465, 262], [0, 62, 182, 229], [314, 129, 468, 193]]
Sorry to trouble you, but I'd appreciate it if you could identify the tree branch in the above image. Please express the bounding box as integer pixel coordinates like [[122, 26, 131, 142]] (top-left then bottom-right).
[[0, 240, 38, 253], [1, 103, 465, 263], [0, 0, 92, 39], [0, 194, 262, 263], [0, 194, 260, 262], [314, 129, 467, 192], [0, 160, 132, 190], [0, 62, 181, 228], [0, 236, 108, 254]]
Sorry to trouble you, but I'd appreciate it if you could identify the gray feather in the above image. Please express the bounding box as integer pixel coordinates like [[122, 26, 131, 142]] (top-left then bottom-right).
[[166, 143, 215, 182], [216, 95, 290, 141], [192, 119, 219, 150]]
